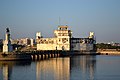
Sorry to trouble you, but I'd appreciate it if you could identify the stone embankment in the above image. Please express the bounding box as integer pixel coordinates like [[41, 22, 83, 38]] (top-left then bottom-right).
[[97, 49, 120, 55]]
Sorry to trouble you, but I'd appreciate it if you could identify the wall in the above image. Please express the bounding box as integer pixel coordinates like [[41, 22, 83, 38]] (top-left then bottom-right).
[[37, 44, 57, 50], [37, 38, 70, 50], [80, 44, 93, 51]]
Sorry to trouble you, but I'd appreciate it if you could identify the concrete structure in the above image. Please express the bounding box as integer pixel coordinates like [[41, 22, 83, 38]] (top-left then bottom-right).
[[89, 32, 94, 39], [71, 38, 95, 51], [14, 38, 34, 46], [36, 32, 41, 39], [97, 49, 120, 55], [30, 38, 34, 46], [71, 32, 95, 51], [37, 26, 95, 51], [3, 28, 13, 53], [17, 38, 31, 46], [54, 26, 72, 50], [37, 26, 72, 50]]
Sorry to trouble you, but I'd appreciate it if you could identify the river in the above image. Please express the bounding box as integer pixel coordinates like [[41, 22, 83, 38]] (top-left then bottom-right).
[[0, 55, 120, 80]]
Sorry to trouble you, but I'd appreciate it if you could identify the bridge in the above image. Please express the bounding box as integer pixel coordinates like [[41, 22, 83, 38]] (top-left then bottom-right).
[[20, 50, 98, 60], [21, 50, 68, 60], [0, 50, 98, 61]]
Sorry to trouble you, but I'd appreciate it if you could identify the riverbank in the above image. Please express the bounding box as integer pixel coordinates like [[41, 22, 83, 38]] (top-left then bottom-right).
[[0, 52, 32, 61], [97, 49, 120, 55], [0, 49, 120, 61]]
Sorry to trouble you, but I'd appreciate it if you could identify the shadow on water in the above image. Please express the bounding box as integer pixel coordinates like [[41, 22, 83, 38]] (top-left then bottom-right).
[[0, 61, 31, 80], [70, 55, 96, 80]]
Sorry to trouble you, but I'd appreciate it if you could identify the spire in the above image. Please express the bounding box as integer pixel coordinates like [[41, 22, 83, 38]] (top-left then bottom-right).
[[6, 28, 10, 33]]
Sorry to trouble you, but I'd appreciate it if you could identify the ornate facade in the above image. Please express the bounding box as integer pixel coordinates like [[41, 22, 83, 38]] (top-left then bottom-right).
[[36, 26, 72, 50], [36, 26, 95, 51]]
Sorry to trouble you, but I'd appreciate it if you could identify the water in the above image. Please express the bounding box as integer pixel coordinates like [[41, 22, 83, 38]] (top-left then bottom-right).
[[0, 55, 120, 80]]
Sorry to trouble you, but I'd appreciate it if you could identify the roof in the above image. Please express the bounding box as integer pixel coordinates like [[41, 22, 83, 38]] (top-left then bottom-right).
[[58, 25, 68, 28]]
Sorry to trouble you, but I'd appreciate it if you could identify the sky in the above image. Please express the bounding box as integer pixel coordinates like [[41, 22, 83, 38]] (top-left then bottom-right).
[[0, 0, 120, 43]]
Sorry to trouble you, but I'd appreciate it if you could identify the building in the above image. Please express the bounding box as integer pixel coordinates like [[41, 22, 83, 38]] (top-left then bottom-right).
[[54, 26, 72, 50], [37, 25, 72, 50], [36, 32, 42, 39], [71, 38, 95, 51], [36, 25, 96, 51], [30, 38, 34, 46], [71, 32, 96, 51], [12, 38, 35, 46], [89, 32, 94, 39]]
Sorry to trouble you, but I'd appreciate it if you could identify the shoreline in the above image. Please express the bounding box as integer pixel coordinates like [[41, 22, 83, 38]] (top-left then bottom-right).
[[0, 52, 32, 61], [0, 50, 120, 61], [96, 49, 120, 55]]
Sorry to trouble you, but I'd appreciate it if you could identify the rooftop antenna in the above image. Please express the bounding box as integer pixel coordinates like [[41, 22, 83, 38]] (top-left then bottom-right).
[[59, 17, 61, 26]]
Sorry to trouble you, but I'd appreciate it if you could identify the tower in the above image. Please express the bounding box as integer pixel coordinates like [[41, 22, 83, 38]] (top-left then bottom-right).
[[3, 28, 13, 53], [89, 32, 94, 39], [54, 25, 72, 50], [36, 32, 41, 39]]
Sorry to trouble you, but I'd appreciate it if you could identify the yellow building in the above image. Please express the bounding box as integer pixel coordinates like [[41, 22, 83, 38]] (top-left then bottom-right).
[[36, 26, 95, 51], [36, 25, 72, 50]]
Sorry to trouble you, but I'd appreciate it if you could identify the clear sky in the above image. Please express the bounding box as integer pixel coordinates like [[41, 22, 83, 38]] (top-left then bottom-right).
[[0, 0, 120, 43]]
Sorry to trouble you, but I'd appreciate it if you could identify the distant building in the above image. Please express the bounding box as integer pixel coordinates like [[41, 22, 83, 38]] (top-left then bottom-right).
[[111, 43, 120, 47], [12, 38, 35, 46], [36, 26, 96, 51], [17, 38, 28, 46], [30, 38, 35, 46]]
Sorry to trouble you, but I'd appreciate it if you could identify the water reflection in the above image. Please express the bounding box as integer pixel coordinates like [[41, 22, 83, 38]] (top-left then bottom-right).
[[36, 56, 96, 80], [36, 58, 70, 80], [70, 55, 96, 80], [0, 56, 97, 80], [0, 61, 31, 80], [2, 64, 12, 80]]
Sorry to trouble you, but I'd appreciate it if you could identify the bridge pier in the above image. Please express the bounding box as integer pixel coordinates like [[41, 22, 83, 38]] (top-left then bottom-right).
[[31, 55, 33, 60], [54, 53, 56, 57], [37, 55, 39, 60], [29, 50, 64, 61], [48, 54, 50, 58], [35, 55, 38, 60], [39, 55, 41, 59], [44, 54, 46, 59], [41, 54, 43, 60], [46, 54, 48, 59], [51, 53, 53, 58], [32, 55, 35, 61], [56, 53, 58, 57]]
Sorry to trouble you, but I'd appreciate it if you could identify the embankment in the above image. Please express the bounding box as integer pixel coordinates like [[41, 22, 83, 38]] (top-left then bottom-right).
[[97, 49, 120, 55]]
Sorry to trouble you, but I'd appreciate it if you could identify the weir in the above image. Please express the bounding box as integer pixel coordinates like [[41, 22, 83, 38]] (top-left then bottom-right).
[[20, 50, 97, 61], [29, 50, 61, 60]]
